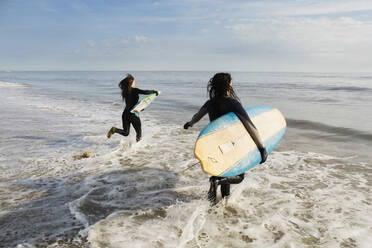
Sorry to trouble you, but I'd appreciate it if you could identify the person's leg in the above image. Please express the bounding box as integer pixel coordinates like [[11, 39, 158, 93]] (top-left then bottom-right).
[[130, 113, 142, 142], [117, 112, 131, 136], [107, 112, 130, 138], [218, 174, 245, 198], [114, 127, 129, 136], [208, 174, 245, 203], [220, 183, 231, 198], [208, 176, 218, 203]]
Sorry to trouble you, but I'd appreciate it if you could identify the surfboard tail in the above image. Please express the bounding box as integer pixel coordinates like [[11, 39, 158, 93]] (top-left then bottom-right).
[[195, 106, 287, 177]]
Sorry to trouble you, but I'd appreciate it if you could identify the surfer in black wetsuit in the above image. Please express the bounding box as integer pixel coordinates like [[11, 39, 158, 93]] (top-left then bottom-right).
[[107, 74, 158, 142], [183, 72, 268, 203]]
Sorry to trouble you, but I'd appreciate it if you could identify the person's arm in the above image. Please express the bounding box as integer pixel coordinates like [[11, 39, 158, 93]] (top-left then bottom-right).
[[233, 102, 268, 163], [184, 101, 209, 129], [135, 88, 159, 95]]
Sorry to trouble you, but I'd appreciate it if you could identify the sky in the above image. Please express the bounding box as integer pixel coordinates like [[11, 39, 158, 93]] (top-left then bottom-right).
[[1, 0, 372, 72]]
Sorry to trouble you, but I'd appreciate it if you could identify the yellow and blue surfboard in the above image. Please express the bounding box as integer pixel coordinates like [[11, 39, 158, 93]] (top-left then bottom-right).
[[194, 106, 286, 177]]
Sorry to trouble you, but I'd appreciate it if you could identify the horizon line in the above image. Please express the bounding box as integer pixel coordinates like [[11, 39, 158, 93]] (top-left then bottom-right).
[[1, 70, 371, 74]]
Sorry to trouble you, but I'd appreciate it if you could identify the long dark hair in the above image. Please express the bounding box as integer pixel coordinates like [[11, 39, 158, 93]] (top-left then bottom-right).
[[118, 74, 134, 100], [207, 72, 239, 101]]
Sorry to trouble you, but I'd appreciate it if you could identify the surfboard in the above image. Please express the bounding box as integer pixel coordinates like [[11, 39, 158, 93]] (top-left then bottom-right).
[[130, 92, 159, 116], [194, 106, 286, 177]]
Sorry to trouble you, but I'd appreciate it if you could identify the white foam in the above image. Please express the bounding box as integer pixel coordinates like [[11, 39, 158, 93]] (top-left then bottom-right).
[[15, 243, 36, 248], [0, 80, 27, 87], [177, 204, 207, 248], [69, 195, 91, 229], [87, 201, 210, 248], [84, 150, 372, 248]]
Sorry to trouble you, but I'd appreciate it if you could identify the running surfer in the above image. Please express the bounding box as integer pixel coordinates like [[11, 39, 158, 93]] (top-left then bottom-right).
[[107, 74, 158, 142], [183, 72, 268, 203]]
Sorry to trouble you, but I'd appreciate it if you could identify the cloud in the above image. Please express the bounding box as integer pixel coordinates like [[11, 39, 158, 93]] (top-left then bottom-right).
[[87, 40, 96, 47], [141, 0, 372, 22], [69, 0, 90, 13], [269, 0, 372, 16], [38, 1, 57, 13], [225, 17, 372, 55], [137, 16, 208, 24], [134, 35, 149, 43], [78, 35, 153, 58], [40, 6, 57, 13], [120, 39, 129, 45], [4, 0, 372, 71]]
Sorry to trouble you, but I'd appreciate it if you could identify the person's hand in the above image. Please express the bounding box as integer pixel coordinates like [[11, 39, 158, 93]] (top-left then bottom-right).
[[259, 147, 268, 164], [183, 122, 192, 129]]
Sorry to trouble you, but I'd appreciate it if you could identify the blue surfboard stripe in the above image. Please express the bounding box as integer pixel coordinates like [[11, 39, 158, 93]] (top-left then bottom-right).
[[198, 106, 274, 138], [220, 127, 286, 177]]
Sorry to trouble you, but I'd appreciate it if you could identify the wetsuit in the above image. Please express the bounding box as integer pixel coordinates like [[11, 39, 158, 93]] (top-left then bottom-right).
[[115, 88, 157, 141], [187, 96, 266, 200]]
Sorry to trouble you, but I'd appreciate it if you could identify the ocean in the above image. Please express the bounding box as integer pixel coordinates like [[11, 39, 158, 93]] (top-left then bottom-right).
[[0, 71, 371, 247]]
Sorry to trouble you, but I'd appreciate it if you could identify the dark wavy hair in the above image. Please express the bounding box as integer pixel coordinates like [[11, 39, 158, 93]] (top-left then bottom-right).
[[207, 72, 239, 101], [118, 74, 134, 100]]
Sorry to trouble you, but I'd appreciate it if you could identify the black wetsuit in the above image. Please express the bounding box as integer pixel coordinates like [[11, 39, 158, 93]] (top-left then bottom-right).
[[115, 88, 157, 140], [189, 96, 265, 198]]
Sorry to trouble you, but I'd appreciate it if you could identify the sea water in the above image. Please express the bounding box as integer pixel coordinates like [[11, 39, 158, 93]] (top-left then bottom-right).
[[0, 71, 371, 247]]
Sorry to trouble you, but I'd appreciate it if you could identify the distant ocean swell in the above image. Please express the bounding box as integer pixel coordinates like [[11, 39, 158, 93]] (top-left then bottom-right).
[[287, 118, 372, 142], [268, 83, 372, 93], [326, 86, 372, 92]]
